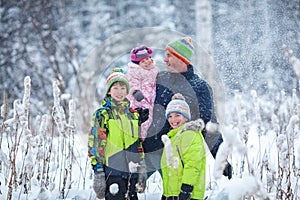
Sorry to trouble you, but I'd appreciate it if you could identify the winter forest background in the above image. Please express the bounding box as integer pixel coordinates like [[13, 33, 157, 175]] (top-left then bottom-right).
[[0, 0, 300, 199]]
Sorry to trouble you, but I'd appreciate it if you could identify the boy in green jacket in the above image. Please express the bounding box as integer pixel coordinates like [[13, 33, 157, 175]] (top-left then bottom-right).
[[161, 93, 206, 200], [88, 68, 148, 200]]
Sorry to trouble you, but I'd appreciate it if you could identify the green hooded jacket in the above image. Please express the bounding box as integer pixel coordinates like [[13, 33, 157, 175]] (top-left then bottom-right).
[[161, 122, 206, 199]]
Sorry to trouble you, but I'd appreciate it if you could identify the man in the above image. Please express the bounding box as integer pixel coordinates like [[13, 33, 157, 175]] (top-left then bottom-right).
[[142, 37, 232, 179]]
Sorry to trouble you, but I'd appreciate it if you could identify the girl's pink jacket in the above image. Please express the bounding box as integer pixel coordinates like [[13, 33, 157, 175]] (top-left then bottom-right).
[[126, 62, 159, 140]]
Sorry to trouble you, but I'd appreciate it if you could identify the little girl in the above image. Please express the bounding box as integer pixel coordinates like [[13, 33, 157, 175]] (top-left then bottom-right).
[[161, 93, 206, 200], [126, 45, 159, 140]]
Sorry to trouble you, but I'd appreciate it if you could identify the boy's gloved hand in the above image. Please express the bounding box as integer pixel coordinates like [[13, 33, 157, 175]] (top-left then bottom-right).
[[135, 161, 147, 193], [92, 164, 106, 199], [133, 90, 144, 102], [223, 162, 233, 179], [92, 163, 103, 173], [136, 108, 149, 125], [178, 184, 193, 200]]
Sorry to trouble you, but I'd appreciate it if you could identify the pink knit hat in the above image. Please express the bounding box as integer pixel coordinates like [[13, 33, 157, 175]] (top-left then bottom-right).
[[130, 45, 153, 64]]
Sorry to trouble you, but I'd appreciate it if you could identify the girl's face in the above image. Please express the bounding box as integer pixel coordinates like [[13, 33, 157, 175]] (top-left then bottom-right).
[[139, 57, 154, 70], [167, 112, 188, 129], [164, 50, 187, 73], [108, 82, 128, 103]]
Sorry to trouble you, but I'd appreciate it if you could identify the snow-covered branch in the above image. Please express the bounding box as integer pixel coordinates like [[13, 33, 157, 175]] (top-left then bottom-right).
[[68, 100, 76, 130], [213, 125, 247, 179], [161, 135, 175, 169], [52, 80, 67, 135], [22, 76, 31, 129], [282, 44, 300, 80]]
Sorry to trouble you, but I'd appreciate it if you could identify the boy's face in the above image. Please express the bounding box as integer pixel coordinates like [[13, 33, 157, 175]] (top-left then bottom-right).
[[108, 82, 128, 103], [139, 57, 154, 70], [167, 112, 188, 129]]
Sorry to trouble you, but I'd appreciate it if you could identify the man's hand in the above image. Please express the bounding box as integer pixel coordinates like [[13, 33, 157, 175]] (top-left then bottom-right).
[[136, 108, 149, 125], [223, 162, 233, 179]]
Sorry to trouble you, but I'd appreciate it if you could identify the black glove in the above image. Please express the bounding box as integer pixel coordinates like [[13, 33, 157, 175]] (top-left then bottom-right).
[[178, 184, 193, 200], [135, 161, 147, 193], [133, 90, 144, 102], [135, 108, 149, 125], [223, 162, 233, 179]]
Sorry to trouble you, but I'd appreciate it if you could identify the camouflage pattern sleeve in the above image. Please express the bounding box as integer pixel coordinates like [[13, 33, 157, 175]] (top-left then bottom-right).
[[88, 109, 108, 169]]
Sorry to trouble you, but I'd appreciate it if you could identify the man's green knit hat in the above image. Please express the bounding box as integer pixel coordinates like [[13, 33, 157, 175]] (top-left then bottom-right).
[[166, 37, 194, 64]]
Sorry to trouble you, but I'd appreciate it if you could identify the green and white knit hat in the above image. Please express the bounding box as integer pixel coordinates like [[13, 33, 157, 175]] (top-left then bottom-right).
[[166, 37, 194, 64], [165, 93, 191, 120], [105, 68, 130, 95]]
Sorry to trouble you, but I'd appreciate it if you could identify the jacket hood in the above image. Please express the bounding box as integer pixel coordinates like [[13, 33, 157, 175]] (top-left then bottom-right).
[[101, 96, 131, 113], [128, 62, 140, 68], [181, 118, 205, 132], [167, 118, 205, 139]]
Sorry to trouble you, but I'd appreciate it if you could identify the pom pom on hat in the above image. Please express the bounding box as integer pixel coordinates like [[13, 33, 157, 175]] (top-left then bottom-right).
[[105, 68, 130, 95], [165, 93, 191, 120], [130, 45, 153, 64], [166, 37, 194, 65]]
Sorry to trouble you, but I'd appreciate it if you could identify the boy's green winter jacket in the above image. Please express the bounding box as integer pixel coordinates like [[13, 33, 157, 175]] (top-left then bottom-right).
[[161, 122, 206, 199], [88, 97, 143, 177]]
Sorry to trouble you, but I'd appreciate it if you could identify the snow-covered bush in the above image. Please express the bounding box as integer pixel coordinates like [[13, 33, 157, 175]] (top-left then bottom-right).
[[0, 76, 91, 199], [209, 86, 300, 200], [0, 74, 300, 199]]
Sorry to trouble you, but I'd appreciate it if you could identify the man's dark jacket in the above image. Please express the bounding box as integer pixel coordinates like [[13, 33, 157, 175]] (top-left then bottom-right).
[[143, 65, 221, 157]]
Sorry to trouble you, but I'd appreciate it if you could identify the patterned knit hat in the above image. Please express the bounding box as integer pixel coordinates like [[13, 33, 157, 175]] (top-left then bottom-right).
[[105, 68, 130, 95], [165, 37, 194, 65], [130, 45, 153, 64], [165, 93, 191, 120]]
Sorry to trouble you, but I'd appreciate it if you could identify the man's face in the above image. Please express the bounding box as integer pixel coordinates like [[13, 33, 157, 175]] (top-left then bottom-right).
[[164, 50, 188, 73]]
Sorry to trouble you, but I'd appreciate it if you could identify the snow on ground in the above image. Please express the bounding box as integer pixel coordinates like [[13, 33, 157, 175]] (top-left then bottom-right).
[[1, 121, 299, 199]]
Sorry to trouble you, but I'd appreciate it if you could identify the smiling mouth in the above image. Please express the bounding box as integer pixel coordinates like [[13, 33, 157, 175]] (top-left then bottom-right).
[[171, 122, 179, 127], [146, 64, 153, 68]]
